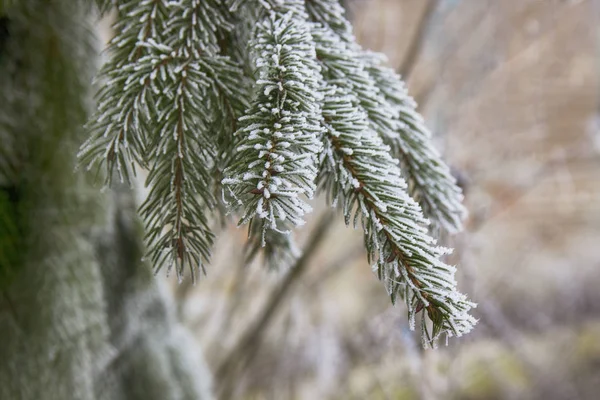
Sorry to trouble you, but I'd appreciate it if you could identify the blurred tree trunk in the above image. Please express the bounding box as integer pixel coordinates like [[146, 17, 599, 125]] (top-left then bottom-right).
[[94, 186, 213, 400], [0, 2, 212, 399]]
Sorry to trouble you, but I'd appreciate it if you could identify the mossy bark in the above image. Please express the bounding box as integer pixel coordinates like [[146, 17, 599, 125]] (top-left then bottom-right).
[[0, 2, 212, 399]]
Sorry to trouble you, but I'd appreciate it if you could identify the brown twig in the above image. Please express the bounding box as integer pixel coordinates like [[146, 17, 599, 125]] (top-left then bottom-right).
[[215, 210, 335, 399], [398, 0, 440, 80], [305, 245, 364, 292]]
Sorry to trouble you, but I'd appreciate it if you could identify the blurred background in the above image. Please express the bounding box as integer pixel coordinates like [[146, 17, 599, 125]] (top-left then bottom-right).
[[170, 0, 600, 398]]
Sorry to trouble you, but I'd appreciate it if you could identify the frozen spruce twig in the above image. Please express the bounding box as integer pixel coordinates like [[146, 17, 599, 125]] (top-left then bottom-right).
[[319, 85, 476, 346], [310, 23, 398, 155], [78, 0, 170, 185], [140, 0, 246, 280], [79, 0, 246, 280], [305, 0, 354, 42], [307, 0, 466, 231], [222, 8, 323, 247], [365, 53, 466, 232]]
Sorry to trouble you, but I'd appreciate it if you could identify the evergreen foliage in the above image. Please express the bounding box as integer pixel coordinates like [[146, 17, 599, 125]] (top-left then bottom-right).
[[222, 7, 323, 247], [79, 0, 476, 345], [79, 0, 248, 280], [319, 85, 475, 344], [364, 53, 466, 232]]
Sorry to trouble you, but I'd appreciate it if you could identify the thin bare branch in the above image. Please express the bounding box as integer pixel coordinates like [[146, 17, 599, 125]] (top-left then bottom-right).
[[398, 0, 439, 80], [216, 210, 335, 398]]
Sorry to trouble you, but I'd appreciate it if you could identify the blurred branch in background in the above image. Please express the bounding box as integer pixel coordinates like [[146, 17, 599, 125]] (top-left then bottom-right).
[[216, 211, 335, 399], [398, 0, 439, 80]]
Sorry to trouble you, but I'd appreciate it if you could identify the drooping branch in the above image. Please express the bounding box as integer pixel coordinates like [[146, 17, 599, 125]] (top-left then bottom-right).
[[319, 84, 476, 346], [222, 6, 323, 246]]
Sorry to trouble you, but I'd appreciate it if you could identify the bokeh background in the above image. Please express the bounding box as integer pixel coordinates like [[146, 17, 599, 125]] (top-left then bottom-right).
[[165, 0, 600, 398]]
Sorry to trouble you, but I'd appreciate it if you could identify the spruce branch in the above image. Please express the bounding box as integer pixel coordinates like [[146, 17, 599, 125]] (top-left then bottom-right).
[[139, 52, 216, 282], [222, 9, 323, 246], [365, 53, 466, 232], [319, 84, 476, 346], [310, 23, 398, 146], [80, 0, 247, 280], [307, 0, 465, 232], [305, 0, 354, 42], [167, 0, 234, 55], [139, 1, 247, 280], [78, 0, 170, 185]]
